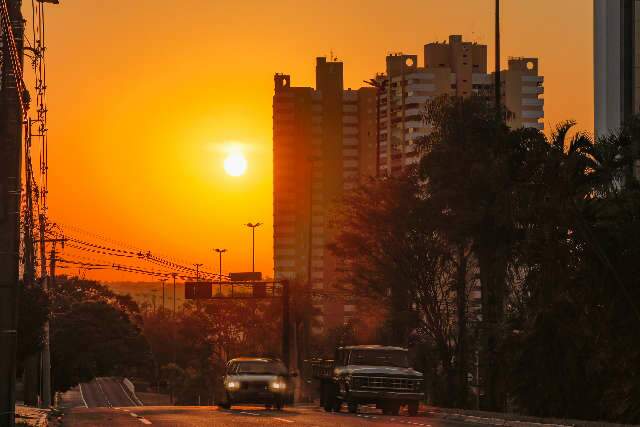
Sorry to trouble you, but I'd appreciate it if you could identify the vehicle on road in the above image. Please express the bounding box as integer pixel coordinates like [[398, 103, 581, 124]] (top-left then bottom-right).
[[312, 345, 424, 416], [217, 357, 293, 410]]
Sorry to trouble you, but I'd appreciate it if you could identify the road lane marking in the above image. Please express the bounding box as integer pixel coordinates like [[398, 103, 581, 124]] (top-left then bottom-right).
[[274, 417, 294, 423], [128, 411, 152, 425], [78, 383, 88, 408], [240, 411, 261, 416], [95, 378, 112, 407], [119, 382, 138, 406]]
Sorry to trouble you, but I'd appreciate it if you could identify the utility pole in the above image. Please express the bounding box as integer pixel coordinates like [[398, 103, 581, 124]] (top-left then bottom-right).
[[281, 280, 290, 370], [214, 249, 226, 295], [245, 222, 262, 272], [193, 263, 203, 311], [193, 263, 202, 282], [159, 278, 167, 313], [171, 272, 177, 364], [0, 1, 26, 424], [42, 237, 64, 408], [495, 0, 501, 122]]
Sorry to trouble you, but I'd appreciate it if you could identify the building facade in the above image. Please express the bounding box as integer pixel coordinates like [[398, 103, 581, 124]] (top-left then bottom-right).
[[594, 0, 640, 138], [376, 35, 544, 175], [273, 58, 376, 335]]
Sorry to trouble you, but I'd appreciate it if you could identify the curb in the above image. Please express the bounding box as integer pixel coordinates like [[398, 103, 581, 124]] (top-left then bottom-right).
[[439, 414, 572, 427], [426, 408, 635, 427]]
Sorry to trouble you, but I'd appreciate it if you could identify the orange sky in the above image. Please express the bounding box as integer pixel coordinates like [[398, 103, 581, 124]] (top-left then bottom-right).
[[25, 0, 593, 282]]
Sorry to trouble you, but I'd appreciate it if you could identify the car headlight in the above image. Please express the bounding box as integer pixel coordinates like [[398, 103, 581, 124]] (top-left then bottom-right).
[[269, 380, 287, 392], [225, 380, 241, 391]]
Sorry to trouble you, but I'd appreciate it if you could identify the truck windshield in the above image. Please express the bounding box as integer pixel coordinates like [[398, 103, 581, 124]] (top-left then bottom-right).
[[236, 361, 287, 375], [349, 350, 409, 368]]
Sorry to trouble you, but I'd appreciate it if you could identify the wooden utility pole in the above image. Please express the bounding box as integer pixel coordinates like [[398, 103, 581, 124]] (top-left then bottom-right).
[[0, 0, 25, 424], [495, 0, 501, 121]]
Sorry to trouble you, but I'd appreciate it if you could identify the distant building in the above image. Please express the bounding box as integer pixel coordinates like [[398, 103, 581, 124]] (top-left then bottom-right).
[[376, 35, 544, 176], [594, 0, 640, 138], [273, 58, 377, 335]]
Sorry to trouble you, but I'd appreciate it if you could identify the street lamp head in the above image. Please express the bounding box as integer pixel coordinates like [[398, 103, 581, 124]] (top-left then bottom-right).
[[246, 222, 263, 228], [215, 248, 228, 254]]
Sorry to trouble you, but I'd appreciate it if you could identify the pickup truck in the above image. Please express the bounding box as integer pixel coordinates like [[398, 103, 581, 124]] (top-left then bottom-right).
[[311, 345, 424, 416]]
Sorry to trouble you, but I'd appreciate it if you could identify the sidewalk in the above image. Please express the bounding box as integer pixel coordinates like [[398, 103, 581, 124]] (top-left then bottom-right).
[[15, 405, 50, 427], [424, 406, 636, 427]]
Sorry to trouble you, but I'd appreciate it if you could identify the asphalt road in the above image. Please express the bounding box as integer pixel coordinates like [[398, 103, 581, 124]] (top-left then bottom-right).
[[62, 404, 469, 427], [77, 377, 140, 408]]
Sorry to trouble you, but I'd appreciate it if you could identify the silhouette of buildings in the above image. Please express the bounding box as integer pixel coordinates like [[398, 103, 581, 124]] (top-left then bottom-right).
[[273, 58, 376, 335], [272, 37, 544, 336], [375, 35, 544, 175], [594, 0, 640, 138]]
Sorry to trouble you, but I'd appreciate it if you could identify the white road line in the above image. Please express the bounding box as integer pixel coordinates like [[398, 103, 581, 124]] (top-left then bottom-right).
[[130, 413, 138, 417], [274, 417, 294, 423], [240, 411, 261, 416], [78, 383, 88, 408], [119, 382, 138, 407], [139, 419, 152, 425], [95, 378, 112, 407]]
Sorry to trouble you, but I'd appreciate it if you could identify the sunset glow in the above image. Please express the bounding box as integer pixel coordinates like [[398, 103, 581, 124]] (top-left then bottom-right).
[[30, 0, 593, 281]]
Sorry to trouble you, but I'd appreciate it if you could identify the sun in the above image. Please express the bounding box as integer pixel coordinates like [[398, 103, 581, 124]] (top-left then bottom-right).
[[224, 152, 247, 177]]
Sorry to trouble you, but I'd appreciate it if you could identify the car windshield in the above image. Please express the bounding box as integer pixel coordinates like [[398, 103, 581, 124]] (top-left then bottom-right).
[[236, 361, 287, 375], [349, 350, 409, 368]]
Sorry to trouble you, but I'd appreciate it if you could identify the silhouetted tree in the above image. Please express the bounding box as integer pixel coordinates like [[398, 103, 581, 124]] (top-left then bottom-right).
[[49, 277, 151, 392]]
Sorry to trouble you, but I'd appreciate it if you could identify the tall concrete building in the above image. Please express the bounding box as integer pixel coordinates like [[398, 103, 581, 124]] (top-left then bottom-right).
[[594, 0, 640, 138], [273, 58, 376, 335], [376, 35, 544, 175]]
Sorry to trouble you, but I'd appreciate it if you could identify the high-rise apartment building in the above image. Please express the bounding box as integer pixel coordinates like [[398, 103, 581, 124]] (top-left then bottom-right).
[[273, 58, 376, 335], [376, 35, 544, 175], [594, 0, 640, 138]]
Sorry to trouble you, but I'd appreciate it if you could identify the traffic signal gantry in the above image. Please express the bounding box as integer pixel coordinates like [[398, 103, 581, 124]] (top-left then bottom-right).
[[183, 273, 291, 369]]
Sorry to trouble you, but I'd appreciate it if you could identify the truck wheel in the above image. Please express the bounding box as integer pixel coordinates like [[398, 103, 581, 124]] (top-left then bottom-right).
[[275, 399, 284, 411], [390, 402, 401, 416], [382, 401, 400, 415], [332, 400, 342, 412], [408, 401, 419, 416], [348, 401, 358, 413]]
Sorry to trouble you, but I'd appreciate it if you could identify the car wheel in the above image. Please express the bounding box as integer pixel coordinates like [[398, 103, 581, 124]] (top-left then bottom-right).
[[332, 400, 342, 412], [265, 403, 273, 410], [348, 402, 358, 414], [322, 385, 335, 412], [275, 398, 284, 411], [408, 401, 419, 417]]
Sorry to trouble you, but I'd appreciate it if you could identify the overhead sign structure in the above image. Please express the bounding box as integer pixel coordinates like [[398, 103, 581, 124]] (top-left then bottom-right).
[[229, 271, 262, 281], [184, 281, 212, 300]]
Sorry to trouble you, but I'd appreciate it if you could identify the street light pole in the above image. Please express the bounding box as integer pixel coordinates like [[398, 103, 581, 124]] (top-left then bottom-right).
[[364, 77, 388, 177], [214, 249, 227, 295], [171, 272, 177, 366], [245, 223, 262, 272]]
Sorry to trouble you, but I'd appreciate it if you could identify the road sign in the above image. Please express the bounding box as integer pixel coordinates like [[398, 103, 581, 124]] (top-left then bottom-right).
[[184, 281, 212, 299], [229, 272, 262, 281]]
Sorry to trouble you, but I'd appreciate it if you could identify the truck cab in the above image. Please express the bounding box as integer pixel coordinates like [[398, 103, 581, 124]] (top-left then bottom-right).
[[313, 345, 424, 416]]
